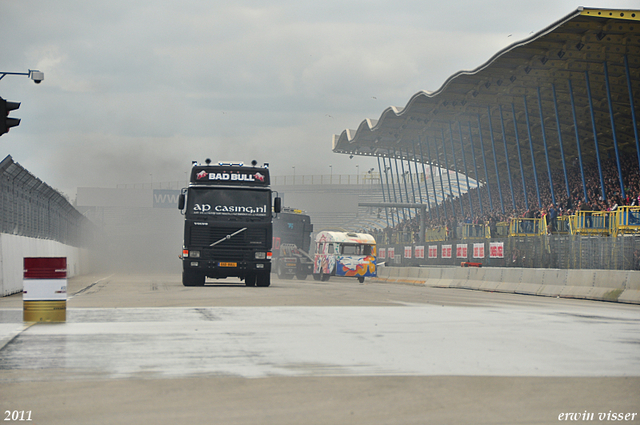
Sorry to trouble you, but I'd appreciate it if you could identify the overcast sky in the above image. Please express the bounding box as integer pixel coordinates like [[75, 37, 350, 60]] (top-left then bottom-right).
[[1, 0, 638, 199]]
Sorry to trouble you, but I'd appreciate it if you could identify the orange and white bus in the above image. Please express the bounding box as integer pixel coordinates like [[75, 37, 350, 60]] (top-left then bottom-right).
[[312, 231, 376, 283]]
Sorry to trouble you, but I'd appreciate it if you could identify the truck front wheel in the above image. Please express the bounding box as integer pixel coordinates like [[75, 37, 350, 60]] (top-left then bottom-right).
[[183, 270, 205, 287], [256, 272, 271, 287], [245, 273, 257, 287]]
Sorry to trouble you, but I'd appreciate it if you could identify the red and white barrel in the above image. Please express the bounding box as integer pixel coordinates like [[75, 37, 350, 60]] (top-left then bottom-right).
[[23, 257, 67, 322]]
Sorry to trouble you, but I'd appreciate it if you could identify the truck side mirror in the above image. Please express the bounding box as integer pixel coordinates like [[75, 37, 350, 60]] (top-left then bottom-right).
[[178, 193, 185, 210], [274, 197, 282, 213]]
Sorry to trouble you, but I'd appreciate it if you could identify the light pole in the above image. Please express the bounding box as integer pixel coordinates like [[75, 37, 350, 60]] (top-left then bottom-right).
[[329, 165, 333, 184], [0, 69, 44, 137], [0, 69, 44, 84], [292, 166, 295, 185], [356, 165, 360, 184]]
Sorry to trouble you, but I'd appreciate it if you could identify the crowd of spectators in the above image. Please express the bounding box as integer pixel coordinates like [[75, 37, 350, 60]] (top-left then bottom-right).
[[383, 156, 640, 239]]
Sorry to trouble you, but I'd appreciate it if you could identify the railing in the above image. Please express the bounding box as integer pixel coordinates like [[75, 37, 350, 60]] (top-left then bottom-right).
[[611, 206, 640, 236], [116, 174, 383, 189], [509, 218, 541, 237], [573, 211, 611, 236], [272, 174, 381, 186], [458, 223, 487, 239], [425, 226, 447, 242], [378, 209, 640, 246]]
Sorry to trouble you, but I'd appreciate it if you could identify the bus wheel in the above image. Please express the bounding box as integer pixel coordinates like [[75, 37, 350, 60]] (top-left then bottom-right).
[[357, 276, 365, 283], [321, 273, 330, 282], [257, 272, 271, 287], [183, 270, 205, 287], [296, 273, 308, 280], [312, 274, 321, 281], [245, 273, 257, 287]]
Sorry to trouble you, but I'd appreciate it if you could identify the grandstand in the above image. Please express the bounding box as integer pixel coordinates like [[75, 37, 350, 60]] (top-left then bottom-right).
[[334, 7, 639, 220], [331, 7, 640, 270]]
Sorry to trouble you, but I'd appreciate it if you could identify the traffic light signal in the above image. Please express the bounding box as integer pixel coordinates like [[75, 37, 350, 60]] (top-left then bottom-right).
[[0, 97, 21, 136]]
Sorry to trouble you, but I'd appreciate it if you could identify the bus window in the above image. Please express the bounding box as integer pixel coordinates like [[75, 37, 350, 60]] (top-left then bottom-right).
[[341, 244, 359, 255], [340, 244, 373, 255]]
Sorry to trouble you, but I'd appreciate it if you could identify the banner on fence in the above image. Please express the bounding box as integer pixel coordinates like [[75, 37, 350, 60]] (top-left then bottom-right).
[[442, 245, 452, 259], [456, 244, 468, 258], [404, 246, 412, 259], [379, 248, 386, 259], [473, 243, 485, 259], [490, 242, 504, 258], [415, 246, 425, 259], [428, 245, 438, 259]]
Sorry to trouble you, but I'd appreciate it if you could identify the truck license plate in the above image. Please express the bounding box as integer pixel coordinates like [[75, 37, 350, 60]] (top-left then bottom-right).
[[219, 262, 237, 267]]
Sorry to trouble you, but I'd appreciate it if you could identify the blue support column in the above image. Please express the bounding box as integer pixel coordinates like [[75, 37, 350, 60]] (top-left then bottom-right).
[[523, 95, 542, 208], [423, 137, 441, 220], [392, 151, 408, 221], [585, 70, 607, 201], [448, 122, 464, 217], [406, 148, 417, 204], [397, 148, 413, 219], [552, 83, 571, 200], [468, 121, 484, 216], [457, 122, 473, 216], [386, 155, 401, 224], [432, 136, 449, 220], [511, 103, 528, 210], [487, 106, 505, 214], [381, 156, 396, 226], [537, 87, 556, 205], [568, 79, 589, 203], [413, 141, 432, 220], [624, 55, 640, 175], [477, 114, 494, 211], [402, 147, 418, 217], [498, 105, 516, 210], [377, 156, 391, 228], [440, 129, 457, 218], [604, 61, 626, 199]]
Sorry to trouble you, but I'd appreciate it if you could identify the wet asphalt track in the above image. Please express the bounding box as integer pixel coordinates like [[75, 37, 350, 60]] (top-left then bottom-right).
[[1, 273, 638, 424]]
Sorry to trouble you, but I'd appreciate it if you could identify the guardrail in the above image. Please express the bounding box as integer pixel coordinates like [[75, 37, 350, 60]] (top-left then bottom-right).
[[374, 266, 640, 304]]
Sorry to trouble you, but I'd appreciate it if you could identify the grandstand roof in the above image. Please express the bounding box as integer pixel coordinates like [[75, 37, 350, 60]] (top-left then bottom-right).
[[332, 7, 640, 193]]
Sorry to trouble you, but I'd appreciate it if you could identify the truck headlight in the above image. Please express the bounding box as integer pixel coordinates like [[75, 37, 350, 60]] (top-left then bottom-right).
[[190, 250, 201, 258], [255, 252, 266, 259]]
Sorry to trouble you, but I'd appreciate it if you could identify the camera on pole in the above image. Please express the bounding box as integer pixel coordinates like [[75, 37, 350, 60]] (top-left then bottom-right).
[[0, 97, 21, 136]]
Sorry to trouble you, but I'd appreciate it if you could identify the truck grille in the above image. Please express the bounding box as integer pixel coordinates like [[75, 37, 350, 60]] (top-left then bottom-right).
[[189, 226, 267, 249]]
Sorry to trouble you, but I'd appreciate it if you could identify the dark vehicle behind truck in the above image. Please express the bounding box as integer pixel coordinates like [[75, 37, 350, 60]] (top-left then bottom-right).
[[273, 208, 314, 253], [273, 208, 314, 280], [178, 159, 281, 287]]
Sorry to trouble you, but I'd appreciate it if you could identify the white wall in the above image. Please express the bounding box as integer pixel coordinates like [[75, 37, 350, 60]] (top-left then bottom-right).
[[0, 234, 87, 296]]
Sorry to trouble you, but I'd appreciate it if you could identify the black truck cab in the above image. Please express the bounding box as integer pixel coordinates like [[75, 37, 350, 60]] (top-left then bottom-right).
[[178, 159, 281, 287]]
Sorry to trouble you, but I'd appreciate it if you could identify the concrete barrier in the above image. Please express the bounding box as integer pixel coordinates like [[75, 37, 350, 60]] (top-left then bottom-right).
[[1, 234, 88, 297], [374, 265, 640, 304]]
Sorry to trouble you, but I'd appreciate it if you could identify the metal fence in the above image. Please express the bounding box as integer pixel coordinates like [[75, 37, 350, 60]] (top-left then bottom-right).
[[377, 235, 640, 270], [1, 155, 95, 247]]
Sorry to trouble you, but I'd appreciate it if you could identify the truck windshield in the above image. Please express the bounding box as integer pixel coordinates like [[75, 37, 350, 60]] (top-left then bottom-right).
[[186, 188, 271, 220]]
